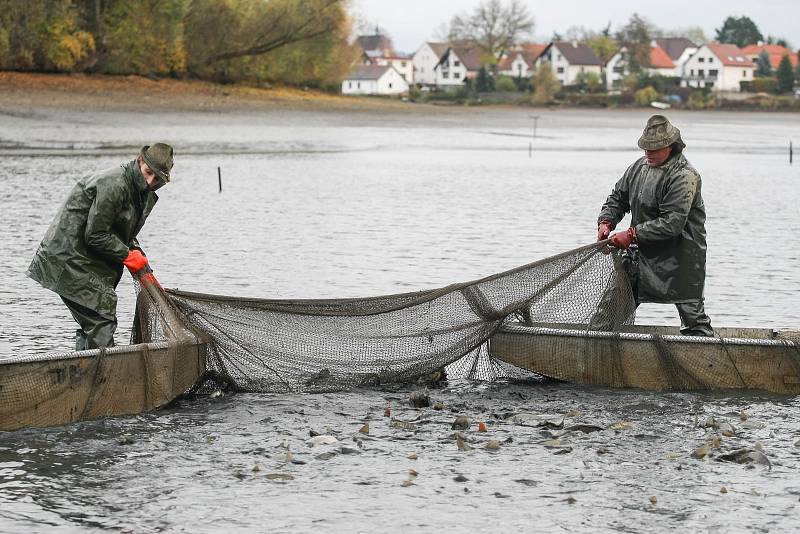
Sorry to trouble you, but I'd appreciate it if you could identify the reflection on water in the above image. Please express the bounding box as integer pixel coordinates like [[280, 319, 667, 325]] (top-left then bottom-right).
[[1, 108, 799, 532]]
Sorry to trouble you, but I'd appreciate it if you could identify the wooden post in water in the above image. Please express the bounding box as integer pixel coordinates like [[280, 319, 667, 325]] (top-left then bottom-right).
[[217, 166, 222, 192]]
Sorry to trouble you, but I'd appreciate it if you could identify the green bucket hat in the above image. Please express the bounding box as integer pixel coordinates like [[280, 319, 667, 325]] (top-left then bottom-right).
[[637, 115, 685, 151], [140, 143, 174, 183]]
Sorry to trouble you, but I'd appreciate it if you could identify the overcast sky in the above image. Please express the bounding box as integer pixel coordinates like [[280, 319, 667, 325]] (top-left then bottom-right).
[[352, 0, 800, 54]]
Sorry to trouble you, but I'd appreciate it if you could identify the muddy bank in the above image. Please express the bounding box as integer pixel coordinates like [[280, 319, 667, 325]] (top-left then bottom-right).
[[0, 72, 434, 115]]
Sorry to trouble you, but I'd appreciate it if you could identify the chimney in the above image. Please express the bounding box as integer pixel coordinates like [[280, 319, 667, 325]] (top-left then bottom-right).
[[571, 40, 578, 48]]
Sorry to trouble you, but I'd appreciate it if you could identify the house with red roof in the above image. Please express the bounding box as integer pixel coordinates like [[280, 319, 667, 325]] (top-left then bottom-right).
[[682, 43, 755, 91], [740, 43, 798, 71], [497, 43, 547, 78], [606, 42, 678, 91], [535, 41, 603, 86]]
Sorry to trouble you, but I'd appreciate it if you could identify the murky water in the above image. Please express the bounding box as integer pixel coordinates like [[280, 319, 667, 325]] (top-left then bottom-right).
[[1, 106, 799, 532]]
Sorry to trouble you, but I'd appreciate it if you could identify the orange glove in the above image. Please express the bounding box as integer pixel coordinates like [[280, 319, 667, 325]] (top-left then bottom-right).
[[609, 227, 637, 249], [122, 249, 149, 273], [598, 219, 615, 241]]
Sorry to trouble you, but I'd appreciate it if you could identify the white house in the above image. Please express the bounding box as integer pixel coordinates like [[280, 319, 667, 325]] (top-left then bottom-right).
[[370, 55, 414, 83], [433, 46, 482, 87], [341, 65, 409, 96], [606, 43, 677, 90], [535, 41, 603, 86], [656, 37, 698, 77], [412, 42, 450, 86], [497, 43, 547, 78], [682, 43, 755, 92]]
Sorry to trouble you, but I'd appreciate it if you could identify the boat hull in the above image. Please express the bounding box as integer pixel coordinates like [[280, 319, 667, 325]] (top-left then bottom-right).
[[0, 341, 207, 432], [489, 324, 800, 395]]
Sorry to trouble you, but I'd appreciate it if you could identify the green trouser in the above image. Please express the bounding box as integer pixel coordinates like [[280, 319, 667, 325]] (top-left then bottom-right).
[[589, 249, 715, 337], [60, 296, 117, 351]]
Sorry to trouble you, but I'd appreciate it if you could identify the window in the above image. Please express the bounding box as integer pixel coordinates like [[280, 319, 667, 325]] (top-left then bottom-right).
[[454, 60, 461, 67], [389, 83, 393, 88], [348, 82, 352, 88], [743, 70, 747, 77], [443, 72, 449, 79], [454, 72, 461, 79], [709, 69, 718, 77], [557, 67, 564, 73], [698, 69, 705, 77], [357, 82, 361, 88], [708, 57, 713, 63], [698, 57, 705, 63], [690, 69, 694, 76], [556, 54, 561, 61], [401, 61, 406, 67]]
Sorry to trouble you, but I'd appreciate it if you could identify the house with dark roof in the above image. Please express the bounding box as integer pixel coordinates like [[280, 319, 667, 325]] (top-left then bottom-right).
[[356, 31, 413, 83], [341, 65, 409, 96], [498, 43, 547, 78], [606, 42, 678, 90], [412, 42, 450, 86], [433, 45, 483, 86], [682, 43, 755, 91], [535, 41, 603, 86], [656, 37, 699, 75], [357, 32, 396, 59]]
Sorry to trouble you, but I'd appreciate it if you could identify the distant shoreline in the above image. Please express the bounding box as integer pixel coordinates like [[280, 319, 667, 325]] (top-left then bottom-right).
[[0, 72, 797, 114]]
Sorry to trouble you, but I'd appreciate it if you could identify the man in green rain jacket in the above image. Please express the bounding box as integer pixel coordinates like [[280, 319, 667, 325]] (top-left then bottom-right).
[[596, 115, 714, 336], [27, 143, 174, 350]]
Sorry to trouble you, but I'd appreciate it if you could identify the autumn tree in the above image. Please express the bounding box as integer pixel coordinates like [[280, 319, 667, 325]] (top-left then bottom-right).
[[447, 0, 534, 60], [586, 35, 617, 64], [184, 0, 356, 87], [715, 16, 763, 47], [0, 0, 94, 71], [532, 63, 559, 104], [616, 13, 654, 73], [97, 0, 187, 75]]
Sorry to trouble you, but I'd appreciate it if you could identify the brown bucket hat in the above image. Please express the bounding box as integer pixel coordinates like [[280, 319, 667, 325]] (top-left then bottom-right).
[[637, 115, 685, 151], [140, 143, 174, 183]]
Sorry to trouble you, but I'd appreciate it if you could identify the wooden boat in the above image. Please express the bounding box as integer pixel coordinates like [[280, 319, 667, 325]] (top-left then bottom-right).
[[0, 272, 208, 432], [489, 323, 800, 395]]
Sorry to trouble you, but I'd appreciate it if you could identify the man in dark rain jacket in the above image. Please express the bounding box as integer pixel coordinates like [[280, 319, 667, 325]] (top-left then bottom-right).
[[596, 115, 714, 336], [27, 143, 174, 350]]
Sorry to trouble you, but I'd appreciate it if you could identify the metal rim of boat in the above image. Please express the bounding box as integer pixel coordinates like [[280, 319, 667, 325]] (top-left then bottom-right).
[[499, 325, 798, 347], [0, 341, 173, 365]]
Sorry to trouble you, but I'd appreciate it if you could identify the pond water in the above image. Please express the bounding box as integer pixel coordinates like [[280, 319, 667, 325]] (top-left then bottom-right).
[[1, 106, 799, 532]]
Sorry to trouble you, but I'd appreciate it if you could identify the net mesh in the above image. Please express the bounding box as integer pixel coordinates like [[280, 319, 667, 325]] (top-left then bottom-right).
[[132, 242, 637, 393]]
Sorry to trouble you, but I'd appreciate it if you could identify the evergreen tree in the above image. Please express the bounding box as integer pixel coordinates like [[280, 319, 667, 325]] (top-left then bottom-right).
[[755, 50, 772, 77], [476, 65, 495, 92], [715, 16, 763, 47], [616, 13, 653, 72], [775, 54, 795, 93]]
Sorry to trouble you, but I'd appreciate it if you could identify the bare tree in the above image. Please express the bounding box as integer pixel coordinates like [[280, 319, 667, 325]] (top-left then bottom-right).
[[447, 0, 534, 60]]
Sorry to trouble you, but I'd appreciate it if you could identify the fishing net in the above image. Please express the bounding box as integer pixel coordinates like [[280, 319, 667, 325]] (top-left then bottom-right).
[[131, 242, 637, 393]]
